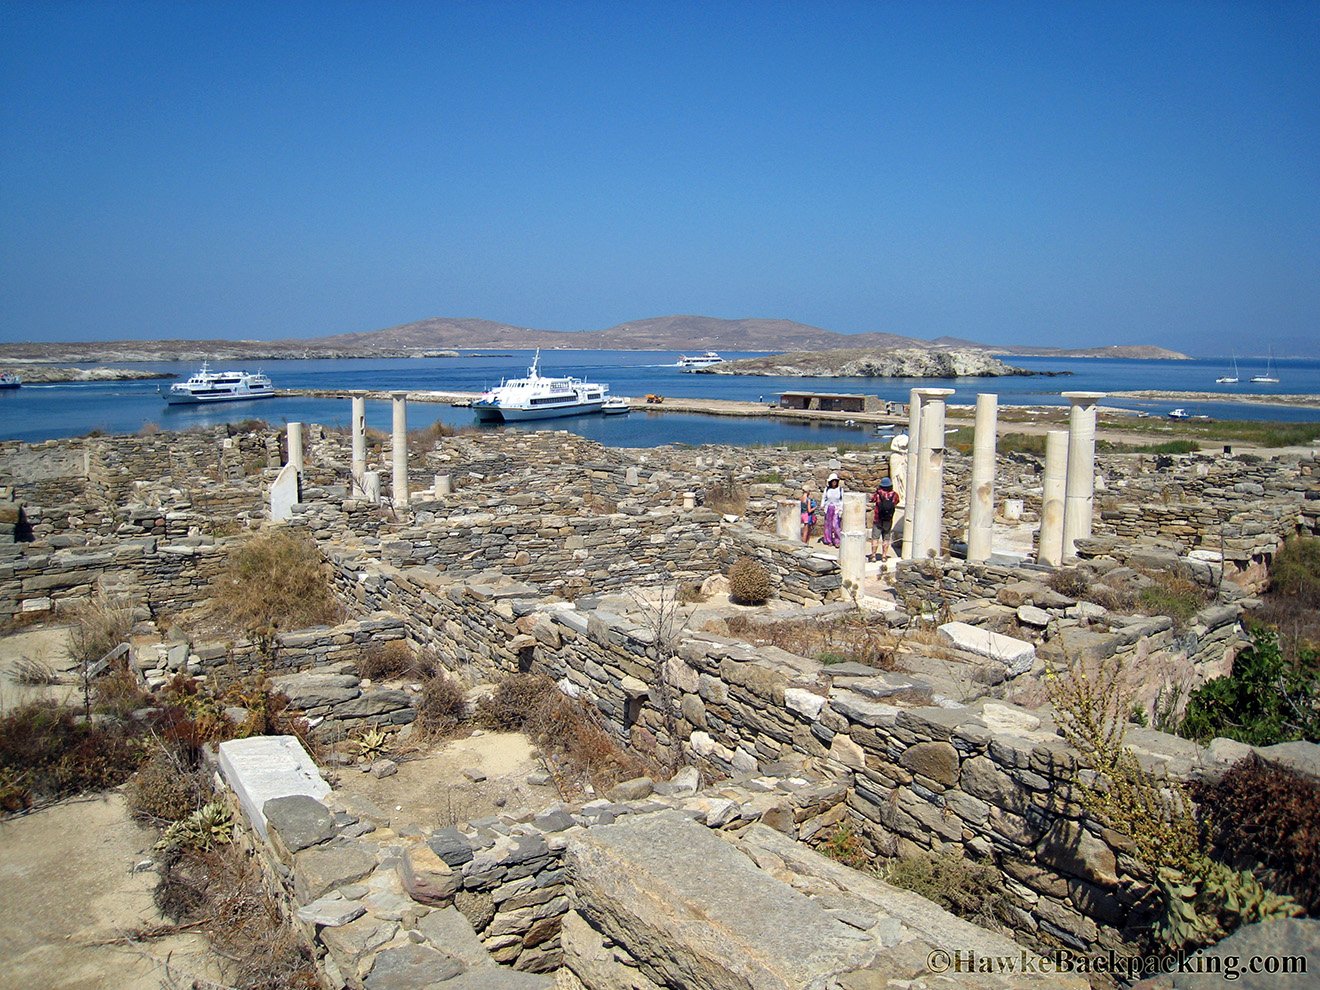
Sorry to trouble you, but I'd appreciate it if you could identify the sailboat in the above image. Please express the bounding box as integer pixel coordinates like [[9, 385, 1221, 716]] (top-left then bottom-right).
[[1250, 349, 1278, 384], [1215, 356, 1239, 384]]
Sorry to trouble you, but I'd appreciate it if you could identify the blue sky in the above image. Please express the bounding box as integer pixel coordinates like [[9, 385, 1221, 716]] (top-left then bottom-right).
[[1, 1, 1317, 355]]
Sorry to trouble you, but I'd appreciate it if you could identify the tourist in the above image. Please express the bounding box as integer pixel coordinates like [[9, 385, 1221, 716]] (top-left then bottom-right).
[[869, 477, 899, 561], [799, 485, 818, 543], [821, 473, 844, 546]]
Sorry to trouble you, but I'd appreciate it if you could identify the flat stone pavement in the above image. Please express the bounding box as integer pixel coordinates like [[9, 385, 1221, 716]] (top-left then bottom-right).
[[0, 793, 220, 990]]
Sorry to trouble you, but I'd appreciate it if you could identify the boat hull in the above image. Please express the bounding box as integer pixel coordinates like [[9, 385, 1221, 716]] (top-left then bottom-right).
[[165, 390, 277, 406], [473, 400, 604, 422]]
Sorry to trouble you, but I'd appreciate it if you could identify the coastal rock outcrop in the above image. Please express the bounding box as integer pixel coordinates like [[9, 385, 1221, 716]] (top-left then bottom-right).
[[698, 347, 1038, 378]]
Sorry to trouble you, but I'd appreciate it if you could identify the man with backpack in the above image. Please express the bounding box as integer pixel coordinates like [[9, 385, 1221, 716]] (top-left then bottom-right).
[[869, 477, 899, 562]]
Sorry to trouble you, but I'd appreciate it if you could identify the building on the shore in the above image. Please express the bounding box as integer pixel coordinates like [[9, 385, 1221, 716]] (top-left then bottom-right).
[[777, 391, 882, 414]]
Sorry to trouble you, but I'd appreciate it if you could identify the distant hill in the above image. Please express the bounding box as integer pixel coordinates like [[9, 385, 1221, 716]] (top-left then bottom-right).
[[0, 315, 1189, 362]]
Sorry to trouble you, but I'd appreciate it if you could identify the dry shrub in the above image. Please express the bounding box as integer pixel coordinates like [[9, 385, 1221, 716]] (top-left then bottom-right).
[[882, 851, 1012, 932], [124, 748, 207, 824], [356, 640, 433, 681], [704, 472, 748, 516], [1193, 756, 1320, 915], [476, 674, 650, 793], [728, 557, 772, 605], [415, 673, 466, 737], [0, 702, 143, 811], [676, 581, 706, 605], [1137, 573, 1213, 633], [93, 661, 149, 718], [155, 672, 312, 754], [208, 529, 341, 642], [1046, 567, 1091, 600], [67, 594, 137, 669], [155, 844, 318, 990]]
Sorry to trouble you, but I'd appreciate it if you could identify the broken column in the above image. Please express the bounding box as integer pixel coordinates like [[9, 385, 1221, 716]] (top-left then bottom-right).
[[966, 393, 998, 563], [351, 395, 366, 494], [1060, 391, 1105, 558], [839, 492, 868, 593], [776, 499, 801, 541], [902, 389, 923, 559], [435, 473, 452, 497], [363, 470, 381, 503], [1037, 429, 1068, 566], [391, 391, 409, 508], [286, 422, 304, 475], [912, 388, 954, 560]]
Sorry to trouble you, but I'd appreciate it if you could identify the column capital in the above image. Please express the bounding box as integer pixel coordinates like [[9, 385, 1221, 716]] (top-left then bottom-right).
[[913, 387, 955, 399], [1061, 391, 1106, 404], [390, 390, 408, 400]]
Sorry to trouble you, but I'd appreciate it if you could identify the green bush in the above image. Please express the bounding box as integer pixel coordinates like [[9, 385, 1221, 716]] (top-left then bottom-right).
[[728, 557, 772, 605], [1180, 630, 1320, 746], [1270, 536, 1320, 609]]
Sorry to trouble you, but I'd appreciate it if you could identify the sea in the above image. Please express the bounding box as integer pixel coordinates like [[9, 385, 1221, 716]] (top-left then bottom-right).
[[2, 351, 1318, 448]]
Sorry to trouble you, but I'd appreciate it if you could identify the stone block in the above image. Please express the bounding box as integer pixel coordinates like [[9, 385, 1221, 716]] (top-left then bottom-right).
[[400, 842, 462, 905], [217, 735, 331, 842], [937, 621, 1035, 676], [364, 943, 464, 989], [264, 794, 336, 860]]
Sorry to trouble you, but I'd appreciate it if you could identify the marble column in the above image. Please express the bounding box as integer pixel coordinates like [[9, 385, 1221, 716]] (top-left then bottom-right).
[[351, 396, 367, 494], [1038, 429, 1068, 566], [286, 422, 303, 475], [1061, 391, 1105, 558], [902, 389, 923, 559], [839, 492, 868, 593], [391, 391, 409, 508], [966, 394, 998, 563], [913, 388, 954, 559], [435, 473, 452, 497], [776, 499, 801, 541], [363, 470, 381, 504]]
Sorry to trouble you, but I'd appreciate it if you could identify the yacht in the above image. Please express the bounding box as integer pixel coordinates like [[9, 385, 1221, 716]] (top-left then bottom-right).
[[677, 351, 724, 369], [1250, 350, 1278, 384], [1215, 356, 1239, 384], [164, 363, 275, 405], [0, 372, 20, 389], [1167, 408, 1190, 420], [472, 351, 609, 422]]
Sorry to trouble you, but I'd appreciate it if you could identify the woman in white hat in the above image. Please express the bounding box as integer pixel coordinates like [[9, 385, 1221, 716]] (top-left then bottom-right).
[[821, 473, 844, 546]]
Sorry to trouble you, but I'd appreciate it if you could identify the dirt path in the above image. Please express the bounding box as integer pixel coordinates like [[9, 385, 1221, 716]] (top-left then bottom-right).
[[0, 794, 219, 990]]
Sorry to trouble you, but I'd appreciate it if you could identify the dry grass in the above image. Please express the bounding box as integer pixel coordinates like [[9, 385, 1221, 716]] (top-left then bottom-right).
[[66, 594, 136, 669], [723, 614, 898, 670], [475, 674, 652, 795], [8, 654, 58, 685], [206, 529, 342, 644], [355, 640, 434, 681], [154, 844, 318, 990], [704, 472, 748, 516]]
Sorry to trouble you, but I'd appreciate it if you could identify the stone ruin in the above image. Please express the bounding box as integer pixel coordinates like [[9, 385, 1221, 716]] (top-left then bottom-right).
[[1, 400, 1319, 988]]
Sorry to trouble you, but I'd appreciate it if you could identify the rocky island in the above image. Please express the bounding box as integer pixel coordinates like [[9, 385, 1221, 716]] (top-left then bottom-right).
[[696, 346, 1048, 378], [3, 366, 175, 383]]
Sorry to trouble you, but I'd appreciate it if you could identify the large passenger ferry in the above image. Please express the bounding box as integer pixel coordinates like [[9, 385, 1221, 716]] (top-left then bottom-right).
[[0, 372, 21, 389], [472, 351, 609, 422], [677, 351, 724, 369], [164, 363, 275, 405]]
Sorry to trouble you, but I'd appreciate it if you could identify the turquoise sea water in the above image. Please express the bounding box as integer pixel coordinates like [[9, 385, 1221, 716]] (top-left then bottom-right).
[[1, 351, 1318, 447]]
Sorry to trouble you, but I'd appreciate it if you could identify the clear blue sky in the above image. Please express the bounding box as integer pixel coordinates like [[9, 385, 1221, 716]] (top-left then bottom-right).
[[2, 1, 1317, 355]]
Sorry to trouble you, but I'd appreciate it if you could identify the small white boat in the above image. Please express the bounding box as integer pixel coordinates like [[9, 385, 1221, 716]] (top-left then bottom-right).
[[1216, 356, 1239, 384], [1168, 408, 1190, 420], [1250, 349, 1278, 383], [677, 351, 724, 369], [165, 363, 274, 405], [472, 350, 609, 422], [0, 372, 21, 390], [601, 396, 631, 415]]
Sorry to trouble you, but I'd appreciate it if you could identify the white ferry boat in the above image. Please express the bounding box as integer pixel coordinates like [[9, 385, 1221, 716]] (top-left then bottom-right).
[[677, 351, 724, 369], [164, 363, 275, 405], [472, 351, 609, 423], [0, 372, 21, 390]]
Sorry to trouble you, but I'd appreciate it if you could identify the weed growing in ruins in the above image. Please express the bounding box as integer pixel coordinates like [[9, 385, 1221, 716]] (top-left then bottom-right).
[[818, 821, 871, 870], [8, 654, 58, 685], [155, 801, 235, 852], [882, 851, 1013, 933], [1269, 535, 1320, 608], [1046, 568, 1091, 600], [124, 747, 209, 825], [154, 843, 318, 990], [1137, 574, 1213, 633], [355, 640, 434, 681], [723, 613, 898, 671], [1179, 629, 1320, 746], [207, 529, 342, 646], [727, 557, 772, 605], [67, 592, 137, 713], [1047, 652, 1301, 951], [704, 471, 748, 516], [415, 673, 468, 738], [475, 674, 652, 795], [0, 701, 143, 811]]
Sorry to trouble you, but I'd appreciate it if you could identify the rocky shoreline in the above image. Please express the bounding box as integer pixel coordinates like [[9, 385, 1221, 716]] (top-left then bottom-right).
[[696, 347, 1054, 378], [3, 366, 176, 383], [1110, 389, 1320, 409]]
